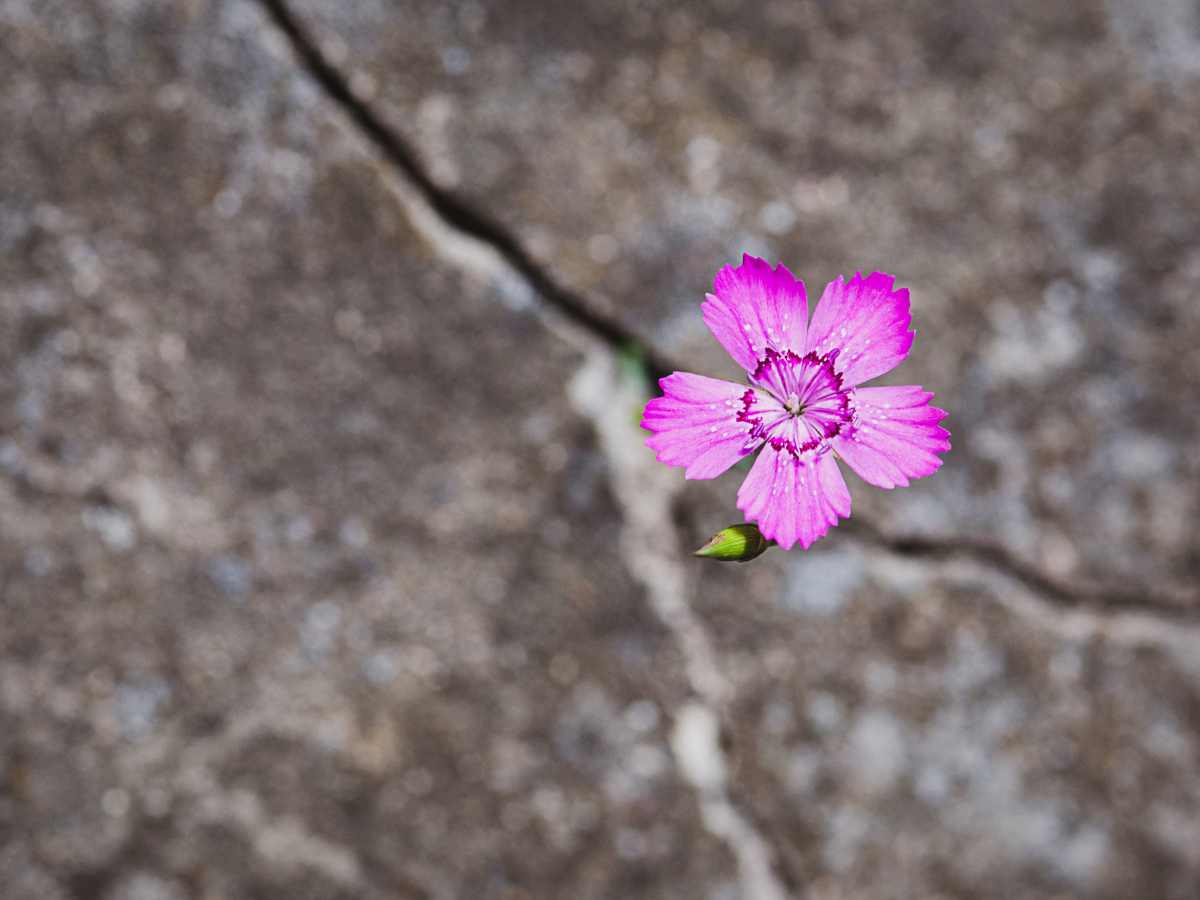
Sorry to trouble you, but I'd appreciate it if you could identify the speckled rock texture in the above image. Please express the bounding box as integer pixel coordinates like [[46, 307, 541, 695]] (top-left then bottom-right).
[[2, 1, 1199, 898]]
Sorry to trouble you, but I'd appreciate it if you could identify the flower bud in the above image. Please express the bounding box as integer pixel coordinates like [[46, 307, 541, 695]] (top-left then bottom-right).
[[693, 524, 771, 562]]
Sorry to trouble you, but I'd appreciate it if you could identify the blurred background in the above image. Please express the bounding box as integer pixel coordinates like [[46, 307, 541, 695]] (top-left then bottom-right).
[[3, 1, 1200, 898]]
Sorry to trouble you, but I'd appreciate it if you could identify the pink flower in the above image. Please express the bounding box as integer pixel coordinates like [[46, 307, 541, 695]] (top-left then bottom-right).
[[642, 255, 950, 550]]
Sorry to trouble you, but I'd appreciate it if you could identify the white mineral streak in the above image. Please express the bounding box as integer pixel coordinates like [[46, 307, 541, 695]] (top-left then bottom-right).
[[673, 703, 792, 900], [571, 353, 791, 900], [335, 109, 793, 895], [569, 354, 731, 705], [209, 789, 363, 887]]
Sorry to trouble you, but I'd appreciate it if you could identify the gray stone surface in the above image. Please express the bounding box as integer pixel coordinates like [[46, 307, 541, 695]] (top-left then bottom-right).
[[3, 0, 1200, 898], [1, 2, 725, 897]]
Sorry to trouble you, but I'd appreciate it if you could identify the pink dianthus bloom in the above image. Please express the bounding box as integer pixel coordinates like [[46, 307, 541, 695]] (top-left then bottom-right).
[[642, 255, 950, 550]]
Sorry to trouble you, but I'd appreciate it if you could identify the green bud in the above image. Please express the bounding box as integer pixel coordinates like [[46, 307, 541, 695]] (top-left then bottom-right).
[[693, 524, 771, 562]]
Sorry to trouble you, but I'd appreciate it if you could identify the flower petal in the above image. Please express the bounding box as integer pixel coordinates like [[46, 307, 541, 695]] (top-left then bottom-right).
[[806, 272, 913, 386], [702, 255, 808, 373], [832, 386, 950, 488], [642, 372, 761, 479], [736, 446, 851, 550]]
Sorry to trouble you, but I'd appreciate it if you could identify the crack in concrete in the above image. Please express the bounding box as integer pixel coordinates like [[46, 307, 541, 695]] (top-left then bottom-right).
[[880, 552, 1200, 674], [256, 0, 675, 382], [846, 520, 1197, 620], [252, 0, 1195, 626]]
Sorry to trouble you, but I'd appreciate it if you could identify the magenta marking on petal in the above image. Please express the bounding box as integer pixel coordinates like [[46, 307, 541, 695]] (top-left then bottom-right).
[[736, 348, 856, 460], [641, 371, 769, 480]]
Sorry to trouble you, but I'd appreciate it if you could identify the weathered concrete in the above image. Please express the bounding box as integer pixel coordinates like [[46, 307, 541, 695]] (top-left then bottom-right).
[[4, 0, 1200, 897]]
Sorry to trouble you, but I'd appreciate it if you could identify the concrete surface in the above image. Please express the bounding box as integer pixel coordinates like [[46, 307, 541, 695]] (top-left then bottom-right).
[[2, 1, 1200, 898]]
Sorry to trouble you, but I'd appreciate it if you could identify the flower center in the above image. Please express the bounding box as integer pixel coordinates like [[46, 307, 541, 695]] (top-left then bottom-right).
[[737, 348, 854, 458]]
